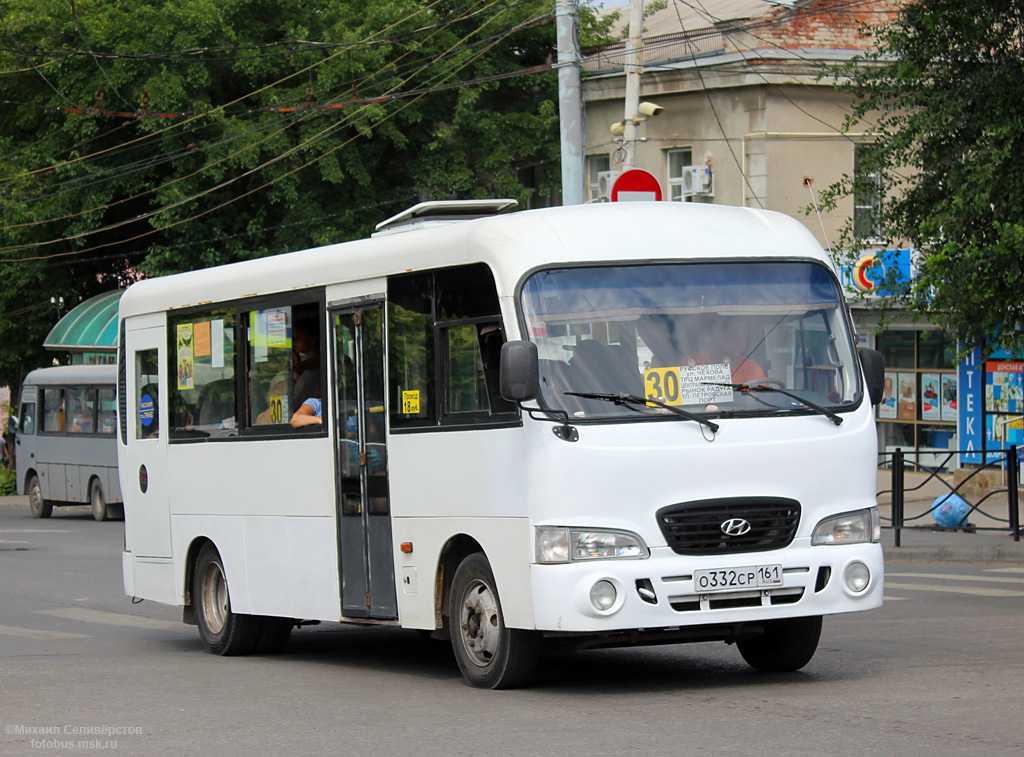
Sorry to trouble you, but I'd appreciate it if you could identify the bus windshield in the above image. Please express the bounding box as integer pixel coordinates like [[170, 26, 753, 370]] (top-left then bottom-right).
[[519, 260, 861, 421]]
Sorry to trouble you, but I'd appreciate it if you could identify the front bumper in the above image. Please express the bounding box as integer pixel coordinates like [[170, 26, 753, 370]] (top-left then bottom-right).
[[530, 539, 883, 633]]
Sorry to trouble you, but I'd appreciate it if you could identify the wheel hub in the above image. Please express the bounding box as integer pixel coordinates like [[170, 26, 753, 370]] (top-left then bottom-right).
[[459, 579, 500, 667]]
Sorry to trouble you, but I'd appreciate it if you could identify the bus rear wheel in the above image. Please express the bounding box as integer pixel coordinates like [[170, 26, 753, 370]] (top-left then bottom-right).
[[737, 616, 822, 672], [193, 543, 261, 656], [28, 475, 52, 519], [90, 482, 108, 522], [449, 552, 539, 689]]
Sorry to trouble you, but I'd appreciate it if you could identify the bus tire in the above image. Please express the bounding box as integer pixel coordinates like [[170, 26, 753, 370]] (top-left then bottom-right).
[[737, 616, 822, 672], [193, 543, 260, 656], [28, 475, 52, 519], [449, 552, 539, 689], [90, 481, 108, 522]]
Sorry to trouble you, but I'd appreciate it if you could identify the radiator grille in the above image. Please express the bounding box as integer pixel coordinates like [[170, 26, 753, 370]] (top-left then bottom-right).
[[656, 497, 801, 555]]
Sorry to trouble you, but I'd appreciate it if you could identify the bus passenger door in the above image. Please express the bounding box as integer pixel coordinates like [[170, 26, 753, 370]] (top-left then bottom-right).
[[123, 324, 171, 558], [333, 306, 397, 620]]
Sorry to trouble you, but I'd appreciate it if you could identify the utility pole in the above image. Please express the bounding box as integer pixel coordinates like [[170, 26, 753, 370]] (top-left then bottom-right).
[[556, 0, 584, 205], [621, 0, 644, 170]]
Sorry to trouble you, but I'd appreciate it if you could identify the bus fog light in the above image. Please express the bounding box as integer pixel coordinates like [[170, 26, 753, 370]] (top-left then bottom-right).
[[844, 561, 870, 593], [590, 580, 617, 611]]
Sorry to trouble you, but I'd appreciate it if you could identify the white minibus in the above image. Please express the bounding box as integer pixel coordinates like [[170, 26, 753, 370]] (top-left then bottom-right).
[[118, 200, 885, 688], [16, 364, 122, 521]]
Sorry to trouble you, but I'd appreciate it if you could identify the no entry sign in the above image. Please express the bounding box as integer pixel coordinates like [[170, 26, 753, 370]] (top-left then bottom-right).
[[611, 168, 663, 202]]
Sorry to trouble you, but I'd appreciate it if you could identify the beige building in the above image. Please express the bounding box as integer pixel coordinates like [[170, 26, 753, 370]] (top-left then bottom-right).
[[582, 0, 899, 249]]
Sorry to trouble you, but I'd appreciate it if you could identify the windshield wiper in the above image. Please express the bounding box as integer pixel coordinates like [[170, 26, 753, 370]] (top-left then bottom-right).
[[703, 382, 843, 426], [564, 392, 719, 432]]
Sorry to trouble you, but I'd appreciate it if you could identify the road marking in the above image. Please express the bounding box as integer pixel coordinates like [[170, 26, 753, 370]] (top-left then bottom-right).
[[888, 572, 1024, 585], [984, 567, 1024, 574], [884, 582, 1024, 597], [0, 624, 89, 640], [36, 608, 186, 632], [0, 529, 72, 533], [882, 595, 909, 601]]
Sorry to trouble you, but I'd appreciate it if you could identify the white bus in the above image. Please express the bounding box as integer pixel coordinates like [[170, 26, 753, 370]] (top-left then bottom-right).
[[16, 365, 122, 521], [118, 200, 886, 688]]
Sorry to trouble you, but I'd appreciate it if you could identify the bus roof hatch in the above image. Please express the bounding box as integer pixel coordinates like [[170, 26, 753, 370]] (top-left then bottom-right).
[[372, 199, 518, 236]]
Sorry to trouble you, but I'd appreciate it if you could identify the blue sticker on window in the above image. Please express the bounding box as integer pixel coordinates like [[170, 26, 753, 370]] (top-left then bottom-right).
[[139, 393, 155, 427]]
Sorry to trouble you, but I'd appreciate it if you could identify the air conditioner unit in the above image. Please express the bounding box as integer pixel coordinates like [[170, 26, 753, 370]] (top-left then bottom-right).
[[595, 170, 619, 201], [681, 165, 714, 197]]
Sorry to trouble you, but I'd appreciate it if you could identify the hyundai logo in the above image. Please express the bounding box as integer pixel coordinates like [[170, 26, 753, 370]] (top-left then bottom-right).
[[721, 518, 752, 537]]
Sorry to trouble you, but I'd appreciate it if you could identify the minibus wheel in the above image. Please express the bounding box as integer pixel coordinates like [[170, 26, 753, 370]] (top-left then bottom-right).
[[27, 475, 52, 519], [736, 615, 822, 672], [193, 543, 260, 655], [449, 552, 539, 689], [90, 482, 108, 522]]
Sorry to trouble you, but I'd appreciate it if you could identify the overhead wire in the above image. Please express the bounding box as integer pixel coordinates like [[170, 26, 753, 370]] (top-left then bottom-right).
[[0, 0, 534, 236], [0, 4, 548, 263]]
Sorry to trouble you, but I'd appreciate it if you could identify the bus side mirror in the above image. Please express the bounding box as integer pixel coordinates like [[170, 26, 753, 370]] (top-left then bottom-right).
[[858, 348, 885, 405], [500, 340, 539, 402]]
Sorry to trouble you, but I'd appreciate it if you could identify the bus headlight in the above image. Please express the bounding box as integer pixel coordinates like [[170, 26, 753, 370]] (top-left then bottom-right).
[[811, 508, 881, 545], [536, 528, 650, 563]]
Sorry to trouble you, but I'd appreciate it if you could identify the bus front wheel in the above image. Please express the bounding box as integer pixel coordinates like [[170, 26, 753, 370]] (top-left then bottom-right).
[[193, 543, 261, 656], [449, 552, 539, 689], [90, 482, 108, 522], [737, 616, 822, 672], [28, 475, 52, 519]]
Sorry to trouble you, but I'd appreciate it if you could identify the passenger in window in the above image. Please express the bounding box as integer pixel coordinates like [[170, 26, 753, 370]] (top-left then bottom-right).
[[290, 394, 322, 428], [686, 316, 765, 383], [292, 318, 321, 409]]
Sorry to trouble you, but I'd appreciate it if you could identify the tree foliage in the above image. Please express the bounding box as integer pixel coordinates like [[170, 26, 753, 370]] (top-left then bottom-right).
[[821, 0, 1024, 357], [0, 0, 611, 390]]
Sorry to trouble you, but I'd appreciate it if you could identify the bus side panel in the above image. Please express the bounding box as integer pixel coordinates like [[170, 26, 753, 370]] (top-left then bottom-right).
[[169, 515, 342, 621], [129, 557, 177, 605], [42, 463, 65, 502], [391, 516, 534, 630], [243, 515, 340, 620], [107, 467, 123, 502]]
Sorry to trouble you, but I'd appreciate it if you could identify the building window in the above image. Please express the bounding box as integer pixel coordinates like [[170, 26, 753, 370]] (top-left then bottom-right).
[[854, 144, 883, 241], [586, 154, 610, 202], [667, 148, 693, 202], [876, 330, 956, 470]]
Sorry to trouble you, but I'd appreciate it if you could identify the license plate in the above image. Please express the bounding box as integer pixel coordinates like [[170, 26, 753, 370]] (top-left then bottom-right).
[[692, 564, 783, 593]]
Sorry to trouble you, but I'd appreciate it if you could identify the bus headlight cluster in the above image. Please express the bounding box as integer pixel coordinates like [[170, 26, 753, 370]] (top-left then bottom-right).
[[811, 508, 881, 546], [536, 528, 649, 564]]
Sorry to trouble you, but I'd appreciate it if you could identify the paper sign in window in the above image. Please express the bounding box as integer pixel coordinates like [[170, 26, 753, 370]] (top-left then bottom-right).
[[402, 390, 421, 414]]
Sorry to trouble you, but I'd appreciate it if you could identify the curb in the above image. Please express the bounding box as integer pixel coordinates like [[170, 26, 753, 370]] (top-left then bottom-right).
[[884, 543, 1024, 563]]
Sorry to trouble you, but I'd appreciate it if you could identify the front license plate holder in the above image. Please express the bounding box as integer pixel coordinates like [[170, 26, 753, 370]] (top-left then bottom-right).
[[692, 564, 783, 593]]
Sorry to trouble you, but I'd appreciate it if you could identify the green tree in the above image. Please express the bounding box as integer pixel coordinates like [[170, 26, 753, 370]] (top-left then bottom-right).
[[821, 0, 1024, 357], [0, 1, 613, 390]]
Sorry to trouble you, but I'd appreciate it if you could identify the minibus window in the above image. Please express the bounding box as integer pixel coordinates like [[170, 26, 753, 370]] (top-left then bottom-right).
[[520, 261, 860, 421], [137, 349, 160, 439], [66, 387, 96, 434], [19, 401, 35, 435], [167, 308, 236, 438], [42, 388, 65, 433]]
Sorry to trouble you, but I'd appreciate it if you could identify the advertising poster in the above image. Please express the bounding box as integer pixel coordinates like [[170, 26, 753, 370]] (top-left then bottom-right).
[[985, 361, 1023, 414], [176, 323, 194, 390], [878, 370, 898, 419], [940, 374, 957, 422], [920, 373, 941, 421], [897, 372, 916, 420]]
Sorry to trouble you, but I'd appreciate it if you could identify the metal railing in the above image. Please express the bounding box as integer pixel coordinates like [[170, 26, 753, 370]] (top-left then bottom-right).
[[879, 448, 1022, 546]]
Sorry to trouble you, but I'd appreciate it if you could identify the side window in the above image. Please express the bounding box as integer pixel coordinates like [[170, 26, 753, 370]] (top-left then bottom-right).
[[244, 301, 322, 428], [388, 272, 435, 428], [66, 387, 96, 434], [42, 388, 64, 433], [168, 308, 236, 438], [19, 401, 35, 435], [97, 388, 116, 434], [136, 349, 160, 439], [389, 263, 515, 430]]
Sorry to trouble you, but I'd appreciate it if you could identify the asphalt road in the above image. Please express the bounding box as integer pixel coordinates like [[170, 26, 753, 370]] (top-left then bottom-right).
[[1, 502, 1022, 756]]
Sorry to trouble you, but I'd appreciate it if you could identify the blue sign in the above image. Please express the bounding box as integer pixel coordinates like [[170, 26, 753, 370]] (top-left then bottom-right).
[[958, 346, 983, 464], [838, 249, 913, 295], [138, 393, 155, 427]]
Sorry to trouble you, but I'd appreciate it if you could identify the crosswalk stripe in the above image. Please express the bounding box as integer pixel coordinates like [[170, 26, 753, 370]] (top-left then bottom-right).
[[36, 607, 186, 632], [884, 582, 1024, 597], [882, 595, 909, 601], [984, 567, 1024, 574], [888, 572, 1024, 585], [0, 624, 89, 640]]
